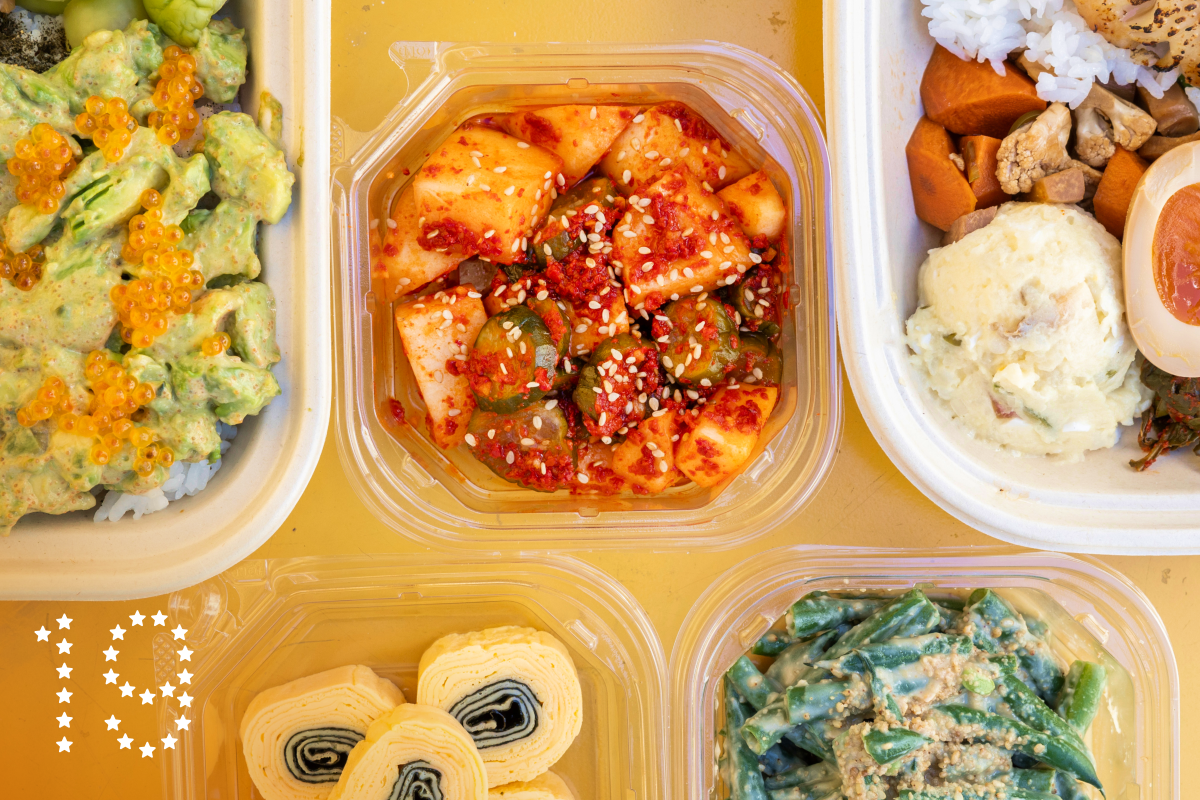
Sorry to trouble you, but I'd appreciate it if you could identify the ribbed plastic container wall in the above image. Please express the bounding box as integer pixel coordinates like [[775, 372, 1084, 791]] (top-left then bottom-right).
[[828, 0, 1200, 554], [157, 555, 668, 800], [330, 41, 840, 550], [670, 546, 1179, 800], [0, 0, 331, 600]]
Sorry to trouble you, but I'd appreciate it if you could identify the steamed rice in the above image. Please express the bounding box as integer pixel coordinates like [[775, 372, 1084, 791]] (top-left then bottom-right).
[[93, 422, 239, 523], [921, 0, 1178, 107]]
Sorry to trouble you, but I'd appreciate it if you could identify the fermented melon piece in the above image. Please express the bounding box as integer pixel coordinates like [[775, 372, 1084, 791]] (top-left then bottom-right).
[[413, 126, 564, 265], [499, 104, 637, 186], [600, 101, 753, 193]]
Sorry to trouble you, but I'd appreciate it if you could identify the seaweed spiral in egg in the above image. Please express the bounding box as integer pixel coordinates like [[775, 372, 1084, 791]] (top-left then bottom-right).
[[328, 704, 487, 800], [417, 627, 583, 786], [241, 665, 406, 800]]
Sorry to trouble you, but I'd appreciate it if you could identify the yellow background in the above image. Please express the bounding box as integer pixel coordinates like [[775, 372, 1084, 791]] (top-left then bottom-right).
[[0, 0, 1194, 797]]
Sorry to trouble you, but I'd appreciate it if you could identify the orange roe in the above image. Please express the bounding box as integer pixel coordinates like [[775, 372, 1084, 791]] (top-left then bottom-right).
[[1, 242, 46, 291], [148, 47, 203, 147], [7, 123, 76, 214], [201, 332, 231, 357], [74, 96, 138, 163], [15, 375, 69, 428], [112, 188, 199, 347]]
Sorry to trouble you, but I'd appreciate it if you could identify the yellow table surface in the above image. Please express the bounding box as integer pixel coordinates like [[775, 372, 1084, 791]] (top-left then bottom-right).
[[1, 1, 1195, 797]]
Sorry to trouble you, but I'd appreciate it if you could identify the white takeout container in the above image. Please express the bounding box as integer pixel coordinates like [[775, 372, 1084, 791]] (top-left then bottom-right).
[[0, 0, 332, 600], [827, 0, 1200, 554]]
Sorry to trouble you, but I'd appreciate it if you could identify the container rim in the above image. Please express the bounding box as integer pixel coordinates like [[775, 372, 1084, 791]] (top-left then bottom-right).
[[669, 544, 1181, 800], [330, 38, 842, 551], [161, 551, 670, 800]]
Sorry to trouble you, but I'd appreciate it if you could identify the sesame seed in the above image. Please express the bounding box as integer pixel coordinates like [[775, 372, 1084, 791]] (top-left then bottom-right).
[[494, 166, 507, 173], [481, 184, 491, 192], [546, 399, 559, 410], [701, 250, 713, 259], [590, 106, 598, 119], [588, 300, 602, 310], [711, 211, 719, 220], [638, 246, 652, 255], [484, 229, 496, 239], [695, 321, 705, 332], [520, 437, 535, 446], [643, 215, 655, 224], [622, 170, 632, 183], [526, 381, 540, 388], [623, 230, 637, 238], [719, 166, 727, 180], [577, 473, 590, 484], [645, 150, 660, 159], [675, 363, 685, 377], [575, 324, 588, 333], [427, 230, 439, 238], [448, 408, 462, 417], [468, 291, 482, 299], [465, 433, 477, 446], [517, 141, 530, 149], [633, 113, 645, 123], [501, 363, 508, 374], [471, 156, 482, 168], [466, 174, 476, 186], [506, 451, 516, 464], [557, 174, 566, 186], [505, 186, 515, 196], [399, 277, 411, 286], [434, 369, 444, 382]]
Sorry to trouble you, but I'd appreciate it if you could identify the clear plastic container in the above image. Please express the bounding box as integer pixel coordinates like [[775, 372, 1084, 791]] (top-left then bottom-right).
[[156, 553, 667, 800], [670, 545, 1180, 799], [329, 41, 841, 550], [0, 0, 331, 600], [828, 0, 1200, 554]]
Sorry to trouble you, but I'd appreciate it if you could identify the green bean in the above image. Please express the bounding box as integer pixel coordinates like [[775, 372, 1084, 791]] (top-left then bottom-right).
[[817, 633, 972, 675], [763, 761, 838, 791], [757, 743, 805, 777], [1011, 768, 1057, 792], [860, 650, 904, 722], [767, 629, 843, 688], [741, 699, 795, 755], [754, 629, 797, 656], [822, 589, 942, 661], [1056, 660, 1107, 734], [728, 655, 782, 710], [862, 727, 930, 765], [934, 704, 1102, 791], [963, 589, 1063, 703], [960, 664, 995, 696], [1055, 770, 1092, 800], [787, 593, 887, 638], [992, 656, 1089, 753], [792, 721, 838, 764], [784, 680, 868, 726], [935, 596, 967, 612], [936, 743, 1012, 784], [724, 680, 770, 800], [769, 784, 844, 800]]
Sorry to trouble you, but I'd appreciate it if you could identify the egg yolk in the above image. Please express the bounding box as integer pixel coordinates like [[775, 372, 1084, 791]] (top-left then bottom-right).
[[1153, 182, 1200, 326]]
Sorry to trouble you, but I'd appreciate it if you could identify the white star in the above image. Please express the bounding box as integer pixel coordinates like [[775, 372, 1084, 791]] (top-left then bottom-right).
[[177, 669, 193, 685], [129, 611, 145, 626], [139, 743, 155, 758], [119, 682, 135, 697], [103, 669, 119, 685], [56, 737, 72, 752], [103, 646, 119, 662], [159, 681, 176, 698], [139, 689, 155, 705], [56, 639, 72, 655], [56, 713, 72, 728], [35, 626, 50, 642], [117, 734, 133, 750], [56, 688, 72, 704], [56, 614, 72, 629], [171, 625, 187, 641], [110, 625, 126, 640], [175, 716, 191, 731], [177, 646, 193, 661], [151, 611, 167, 626], [104, 715, 121, 731], [56, 663, 72, 680], [161, 733, 178, 749], [178, 692, 193, 708]]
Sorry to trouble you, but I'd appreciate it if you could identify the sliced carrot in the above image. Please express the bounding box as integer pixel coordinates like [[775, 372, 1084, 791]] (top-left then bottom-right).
[[906, 116, 977, 232], [1093, 146, 1148, 239], [961, 135, 1008, 208], [920, 45, 1046, 138]]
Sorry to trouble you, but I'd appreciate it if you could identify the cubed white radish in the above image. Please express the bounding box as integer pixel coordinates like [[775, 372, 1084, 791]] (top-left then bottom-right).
[[613, 409, 682, 494], [675, 386, 778, 487], [376, 184, 463, 300], [499, 104, 638, 186], [718, 170, 786, 241]]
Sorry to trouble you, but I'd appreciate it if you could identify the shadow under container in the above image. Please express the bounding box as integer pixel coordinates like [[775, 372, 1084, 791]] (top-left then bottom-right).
[[157, 554, 667, 800], [330, 41, 840, 550], [670, 546, 1179, 800]]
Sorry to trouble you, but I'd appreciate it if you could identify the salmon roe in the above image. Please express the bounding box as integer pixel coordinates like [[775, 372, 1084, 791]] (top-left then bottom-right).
[[201, 332, 231, 357], [15, 375, 70, 428], [1, 242, 46, 291], [148, 46, 203, 147], [7, 123, 77, 214], [52, 351, 174, 472], [112, 188, 200, 347], [74, 96, 139, 163]]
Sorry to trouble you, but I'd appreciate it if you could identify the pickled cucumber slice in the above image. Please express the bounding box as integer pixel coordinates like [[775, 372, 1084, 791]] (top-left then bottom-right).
[[467, 306, 557, 414], [655, 295, 738, 385]]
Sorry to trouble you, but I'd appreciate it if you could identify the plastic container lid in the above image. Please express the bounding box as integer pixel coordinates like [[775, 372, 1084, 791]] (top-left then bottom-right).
[[0, 0, 332, 600], [670, 545, 1179, 799], [330, 40, 841, 550], [829, 0, 1200, 555], [157, 554, 668, 800]]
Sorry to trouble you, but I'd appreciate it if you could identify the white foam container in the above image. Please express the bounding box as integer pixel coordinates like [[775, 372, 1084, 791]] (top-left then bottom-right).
[[827, 0, 1200, 554], [0, 0, 332, 600]]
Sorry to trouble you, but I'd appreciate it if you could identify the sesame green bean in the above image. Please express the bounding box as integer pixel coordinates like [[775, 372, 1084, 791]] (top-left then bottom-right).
[[786, 593, 887, 638], [763, 761, 839, 791], [753, 629, 798, 657], [1056, 660, 1107, 734], [784, 679, 869, 726], [766, 628, 843, 688], [863, 727, 931, 765], [724, 679, 770, 800], [1011, 768, 1057, 793], [728, 655, 782, 710], [821, 589, 943, 661], [934, 704, 1101, 791], [992, 656, 1089, 754], [961, 589, 1063, 704], [817, 633, 973, 676]]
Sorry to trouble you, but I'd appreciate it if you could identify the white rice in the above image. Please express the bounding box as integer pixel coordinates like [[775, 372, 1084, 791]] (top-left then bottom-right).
[[93, 422, 239, 523], [921, 0, 1178, 107]]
